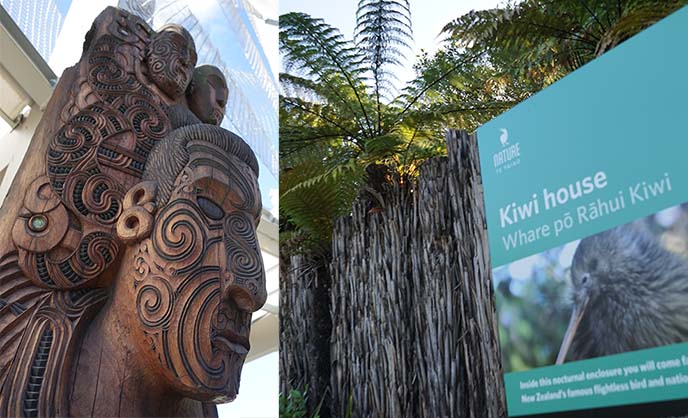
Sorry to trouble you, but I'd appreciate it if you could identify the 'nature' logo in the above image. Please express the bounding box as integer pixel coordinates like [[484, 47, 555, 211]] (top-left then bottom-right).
[[500, 128, 509, 146], [493, 128, 520, 174]]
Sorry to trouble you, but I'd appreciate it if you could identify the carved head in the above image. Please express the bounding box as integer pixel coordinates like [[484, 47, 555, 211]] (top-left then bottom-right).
[[115, 126, 264, 401], [145, 24, 198, 99], [187, 65, 228, 126]]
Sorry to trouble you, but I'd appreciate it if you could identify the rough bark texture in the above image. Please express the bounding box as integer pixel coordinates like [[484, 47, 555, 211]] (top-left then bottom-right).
[[329, 130, 506, 418], [280, 254, 332, 417]]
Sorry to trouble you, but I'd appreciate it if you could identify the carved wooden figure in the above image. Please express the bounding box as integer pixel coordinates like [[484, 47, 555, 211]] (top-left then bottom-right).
[[0, 7, 265, 417]]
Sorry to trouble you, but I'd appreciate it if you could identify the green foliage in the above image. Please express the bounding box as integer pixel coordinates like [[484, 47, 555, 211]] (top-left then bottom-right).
[[356, 0, 412, 103], [404, 45, 520, 134], [280, 2, 450, 254], [280, 142, 363, 256], [406, 0, 688, 163], [441, 0, 688, 85], [280, 1, 687, 256], [493, 247, 572, 372], [279, 388, 320, 418]]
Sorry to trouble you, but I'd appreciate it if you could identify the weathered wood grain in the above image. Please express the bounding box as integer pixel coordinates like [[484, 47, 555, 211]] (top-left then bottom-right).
[[0, 6, 265, 417], [282, 130, 506, 418]]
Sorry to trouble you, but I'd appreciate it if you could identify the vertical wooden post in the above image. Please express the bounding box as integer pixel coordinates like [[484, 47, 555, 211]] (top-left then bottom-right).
[[442, 129, 506, 418], [280, 254, 332, 417], [326, 130, 506, 417]]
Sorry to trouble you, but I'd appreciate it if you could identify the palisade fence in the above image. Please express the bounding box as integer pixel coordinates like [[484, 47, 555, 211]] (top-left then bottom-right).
[[280, 130, 506, 418], [280, 254, 333, 416]]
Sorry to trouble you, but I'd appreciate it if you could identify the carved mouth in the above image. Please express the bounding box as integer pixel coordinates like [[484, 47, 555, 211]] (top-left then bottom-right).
[[215, 327, 250, 355], [211, 299, 251, 356]]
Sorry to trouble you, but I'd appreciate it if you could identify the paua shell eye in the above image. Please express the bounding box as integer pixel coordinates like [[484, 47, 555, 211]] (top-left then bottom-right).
[[197, 196, 224, 221], [28, 214, 48, 232]]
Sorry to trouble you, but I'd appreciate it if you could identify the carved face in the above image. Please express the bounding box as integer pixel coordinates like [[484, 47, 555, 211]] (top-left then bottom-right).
[[188, 67, 228, 126], [146, 25, 197, 100], [122, 142, 265, 401]]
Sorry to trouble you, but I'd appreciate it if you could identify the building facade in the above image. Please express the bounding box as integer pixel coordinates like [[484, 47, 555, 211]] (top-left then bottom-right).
[[0, 0, 64, 60]]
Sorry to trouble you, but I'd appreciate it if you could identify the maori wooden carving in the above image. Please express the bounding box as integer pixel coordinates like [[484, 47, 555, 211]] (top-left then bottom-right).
[[0, 7, 265, 417]]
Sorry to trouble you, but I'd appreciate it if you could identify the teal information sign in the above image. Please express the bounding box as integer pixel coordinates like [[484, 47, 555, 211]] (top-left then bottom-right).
[[505, 343, 688, 416], [477, 6, 688, 416]]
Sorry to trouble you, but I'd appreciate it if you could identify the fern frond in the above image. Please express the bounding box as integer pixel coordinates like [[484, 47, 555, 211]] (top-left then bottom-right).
[[355, 0, 413, 132], [281, 12, 374, 136]]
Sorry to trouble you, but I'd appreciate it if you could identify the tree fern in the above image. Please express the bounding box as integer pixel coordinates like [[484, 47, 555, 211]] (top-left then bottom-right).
[[281, 12, 374, 138], [281, 4, 438, 252], [355, 0, 413, 131], [442, 0, 688, 83], [281, 1, 686, 253]]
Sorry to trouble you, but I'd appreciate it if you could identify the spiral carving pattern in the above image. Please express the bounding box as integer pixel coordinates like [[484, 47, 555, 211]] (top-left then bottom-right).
[[123, 94, 168, 144], [61, 172, 123, 223], [152, 200, 206, 275], [71, 232, 119, 279], [175, 277, 229, 389], [137, 276, 174, 328], [224, 212, 262, 290], [87, 35, 141, 95], [134, 244, 245, 396], [132, 185, 261, 398], [33, 14, 182, 290], [18, 232, 119, 289], [145, 29, 196, 100]]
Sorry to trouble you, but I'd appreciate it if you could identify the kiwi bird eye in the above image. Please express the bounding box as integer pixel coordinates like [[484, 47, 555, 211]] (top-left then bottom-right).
[[561, 223, 688, 363]]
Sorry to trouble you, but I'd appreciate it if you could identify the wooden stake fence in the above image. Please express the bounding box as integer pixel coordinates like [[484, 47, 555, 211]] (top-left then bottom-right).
[[282, 130, 506, 418]]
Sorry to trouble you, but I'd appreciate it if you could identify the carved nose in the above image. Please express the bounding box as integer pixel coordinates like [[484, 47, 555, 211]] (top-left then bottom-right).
[[221, 278, 266, 313]]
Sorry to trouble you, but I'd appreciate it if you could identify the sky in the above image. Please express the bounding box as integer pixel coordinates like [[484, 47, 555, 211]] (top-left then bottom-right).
[[178, 0, 280, 218], [280, 0, 506, 87]]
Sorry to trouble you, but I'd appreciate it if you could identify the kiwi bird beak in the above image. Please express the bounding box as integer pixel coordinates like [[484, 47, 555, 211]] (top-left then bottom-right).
[[556, 295, 590, 364]]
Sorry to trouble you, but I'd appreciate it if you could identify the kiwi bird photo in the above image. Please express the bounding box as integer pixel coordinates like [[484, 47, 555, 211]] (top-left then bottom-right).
[[557, 222, 688, 363], [492, 204, 688, 373]]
